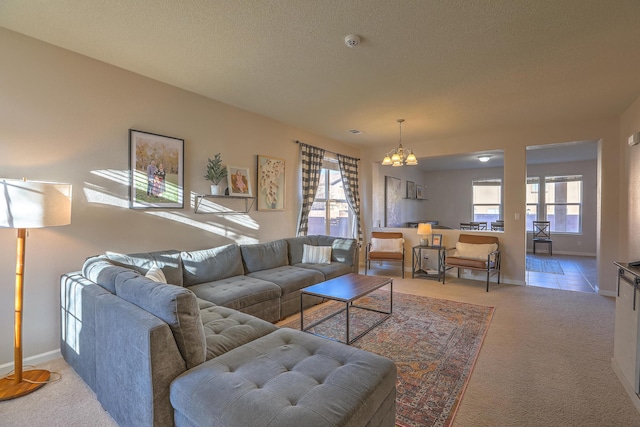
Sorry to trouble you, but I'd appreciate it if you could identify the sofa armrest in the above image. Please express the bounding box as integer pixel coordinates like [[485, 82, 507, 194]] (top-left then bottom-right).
[[95, 294, 187, 427], [60, 272, 111, 392]]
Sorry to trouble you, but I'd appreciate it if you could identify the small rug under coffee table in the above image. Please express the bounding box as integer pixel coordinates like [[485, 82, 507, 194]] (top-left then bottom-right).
[[279, 291, 494, 427]]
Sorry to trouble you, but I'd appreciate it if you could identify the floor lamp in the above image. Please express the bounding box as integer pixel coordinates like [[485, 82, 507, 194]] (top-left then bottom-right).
[[0, 179, 72, 401]]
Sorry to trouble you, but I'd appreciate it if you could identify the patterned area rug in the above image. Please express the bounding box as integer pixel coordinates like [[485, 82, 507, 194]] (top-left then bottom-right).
[[279, 292, 494, 427], [526, 258, 564, 274]]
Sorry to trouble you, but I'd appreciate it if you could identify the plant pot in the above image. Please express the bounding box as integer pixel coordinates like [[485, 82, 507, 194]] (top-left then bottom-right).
[[210, 185, 224, 196]]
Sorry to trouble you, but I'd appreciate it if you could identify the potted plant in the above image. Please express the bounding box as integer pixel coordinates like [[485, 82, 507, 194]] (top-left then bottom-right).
[[205, 153, 227, 195]]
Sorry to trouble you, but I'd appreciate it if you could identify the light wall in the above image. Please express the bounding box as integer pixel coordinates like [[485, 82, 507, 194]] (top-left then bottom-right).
[[421, 166, 504, 229], [360, 121, 621, 291], [0, 29, 359, 366], [620, 95, 640, 261]]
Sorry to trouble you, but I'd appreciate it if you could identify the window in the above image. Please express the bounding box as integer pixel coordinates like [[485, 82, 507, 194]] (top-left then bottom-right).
[[308, 157, 355, 238], [526, 177, 540, 231], [472, 178, 502, 223], [544, 175, 582, 233]]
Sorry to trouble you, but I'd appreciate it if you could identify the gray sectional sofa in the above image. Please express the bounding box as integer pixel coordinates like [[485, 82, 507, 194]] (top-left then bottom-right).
[[60, 235, 397, 427]]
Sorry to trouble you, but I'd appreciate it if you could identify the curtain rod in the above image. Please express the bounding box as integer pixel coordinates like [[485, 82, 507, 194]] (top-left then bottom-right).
[[294, 140, 360, 161]]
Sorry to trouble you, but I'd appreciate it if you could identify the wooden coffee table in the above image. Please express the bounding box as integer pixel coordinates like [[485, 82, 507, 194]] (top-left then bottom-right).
[[300, 273, 393, 344]]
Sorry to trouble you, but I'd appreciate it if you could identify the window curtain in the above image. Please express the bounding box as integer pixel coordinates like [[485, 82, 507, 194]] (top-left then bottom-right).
[[296, 142, 325, 236], [337, 154, 363, 243]]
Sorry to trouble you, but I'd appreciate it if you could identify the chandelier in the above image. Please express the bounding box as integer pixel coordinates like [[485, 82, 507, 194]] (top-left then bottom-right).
[[381, 119, 418, 166]]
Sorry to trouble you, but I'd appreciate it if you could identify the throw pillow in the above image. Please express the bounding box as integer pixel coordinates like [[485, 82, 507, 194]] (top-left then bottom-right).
[[301, 244, 332, 264], [370, 237, 404, 253], [145, 265, 167, 283], [455, 242, 498, 260]]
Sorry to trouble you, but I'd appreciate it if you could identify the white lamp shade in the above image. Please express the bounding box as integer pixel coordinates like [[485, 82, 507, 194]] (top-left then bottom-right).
[[0, 179, 72, 228], [417, 223, 432, 235]]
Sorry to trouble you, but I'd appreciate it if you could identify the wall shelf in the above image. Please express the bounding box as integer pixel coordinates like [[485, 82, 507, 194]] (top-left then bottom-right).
[[194, 194, 255, 214]]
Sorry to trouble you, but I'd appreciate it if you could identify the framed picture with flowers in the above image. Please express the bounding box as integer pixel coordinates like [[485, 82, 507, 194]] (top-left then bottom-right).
[[257, 155, 285, 211]]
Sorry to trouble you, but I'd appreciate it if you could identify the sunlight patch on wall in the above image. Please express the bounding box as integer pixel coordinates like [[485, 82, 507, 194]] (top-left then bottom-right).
[[145, 211, 259, 243], [189, 193, 259, 230], [91, 169, 129, 186], [83, 186, 128, 208]]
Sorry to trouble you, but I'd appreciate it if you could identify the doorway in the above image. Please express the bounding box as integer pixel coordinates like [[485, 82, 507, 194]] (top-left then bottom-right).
[[525, 141, 599, 293]]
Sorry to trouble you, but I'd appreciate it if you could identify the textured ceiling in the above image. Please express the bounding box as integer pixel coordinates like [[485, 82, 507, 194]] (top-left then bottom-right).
[[1, 0, 640, 147]]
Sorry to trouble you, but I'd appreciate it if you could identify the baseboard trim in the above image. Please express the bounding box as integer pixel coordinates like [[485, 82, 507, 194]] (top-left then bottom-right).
[[0, 349, 61, 376], [612, 357, 640, 414]]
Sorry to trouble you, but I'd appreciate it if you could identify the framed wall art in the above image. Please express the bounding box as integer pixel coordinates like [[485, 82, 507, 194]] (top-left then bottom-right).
[[227, 165, 253, 197], [257, 155, 285, 211], [385, 176, 402, 227], [406, 181, 415, 199], [416, 185, 423, 199], [129, 129, 184, 209]]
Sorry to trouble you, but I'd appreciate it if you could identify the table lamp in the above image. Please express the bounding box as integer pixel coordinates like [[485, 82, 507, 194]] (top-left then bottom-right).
[[0, 179, 72, 401], [417, 223, 432, 246]]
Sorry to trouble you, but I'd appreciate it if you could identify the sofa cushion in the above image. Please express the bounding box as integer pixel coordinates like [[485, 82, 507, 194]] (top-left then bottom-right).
[[181, 244, 244, 287], [294, 262, 352, 281], [105, 250, 184, 287], [82, 257, 134, 294], [115, 274, 206, 369], [240, 239, 289, 273], [301, 244, 331, 264], [285, 236, 316, 265], [317, 236, 358, 265], [199, 304, 278, 359], [248, 266, 323, 295], [188, 275, 281, 311], [170, 328, 397, 427], [454, 242, 498, 260]]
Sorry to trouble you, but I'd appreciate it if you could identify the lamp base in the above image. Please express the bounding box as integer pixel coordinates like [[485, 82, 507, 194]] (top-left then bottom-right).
[[420, 237, 429, 246], [0, 369, 50, 401]]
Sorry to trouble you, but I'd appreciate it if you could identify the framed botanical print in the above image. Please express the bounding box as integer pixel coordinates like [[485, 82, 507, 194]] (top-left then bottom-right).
[[226, 166, 253, 197], [129, 129, 184, 209], [257, 155, 285, 211]]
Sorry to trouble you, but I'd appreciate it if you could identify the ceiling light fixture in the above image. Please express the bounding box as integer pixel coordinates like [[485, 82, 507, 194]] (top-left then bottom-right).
[[382, 119, 418, 167], [478, 155, 492, 162]]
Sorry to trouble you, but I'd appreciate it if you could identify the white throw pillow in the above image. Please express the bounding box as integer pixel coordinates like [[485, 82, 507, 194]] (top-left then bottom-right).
[[370, 237, 404, 253], [145, 265, 167, 283], [302, 244, 332, 264], [455, 242, 498, 260]]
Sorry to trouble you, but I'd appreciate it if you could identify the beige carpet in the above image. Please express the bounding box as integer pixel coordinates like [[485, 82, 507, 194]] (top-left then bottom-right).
[[1, 273, 640, 426]]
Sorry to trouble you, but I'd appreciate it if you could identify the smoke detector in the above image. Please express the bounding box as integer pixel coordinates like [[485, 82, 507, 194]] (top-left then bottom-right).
[[344, 34, 360, 48]]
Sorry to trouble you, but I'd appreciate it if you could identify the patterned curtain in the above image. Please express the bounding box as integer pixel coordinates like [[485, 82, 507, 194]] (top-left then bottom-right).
[[296, 142, 325, 236], [338, 154, 363, 243]]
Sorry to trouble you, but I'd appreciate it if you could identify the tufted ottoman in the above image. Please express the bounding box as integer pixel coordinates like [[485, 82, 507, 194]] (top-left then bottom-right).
[[170, 328, 397, 427]]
